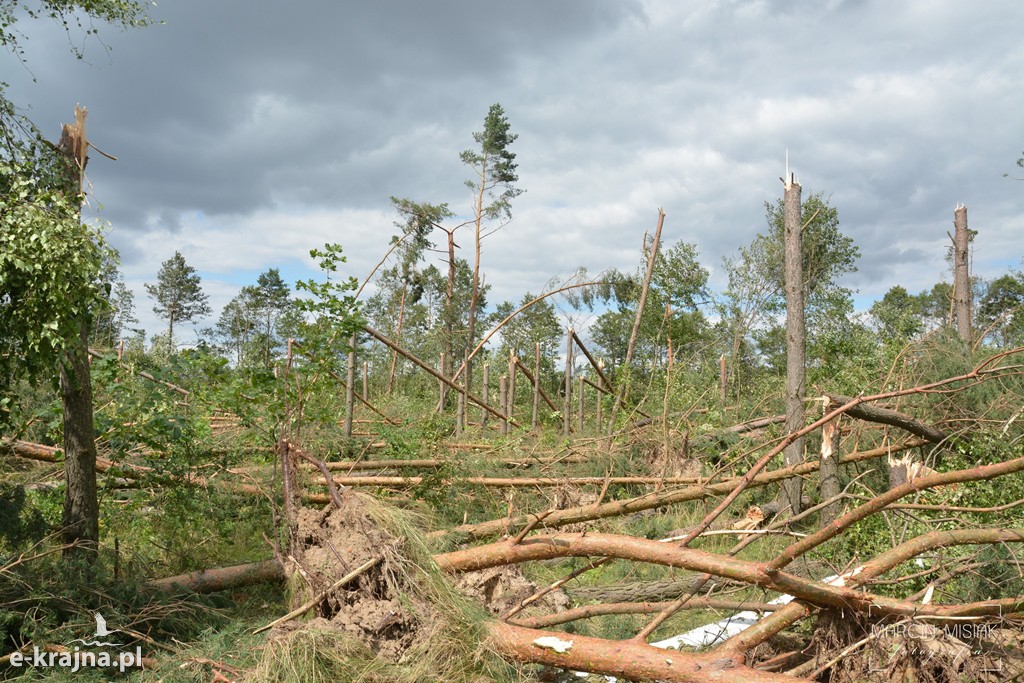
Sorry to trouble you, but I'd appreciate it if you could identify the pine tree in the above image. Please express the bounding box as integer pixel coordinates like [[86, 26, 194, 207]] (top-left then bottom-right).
[[145, 251, 212, 351]]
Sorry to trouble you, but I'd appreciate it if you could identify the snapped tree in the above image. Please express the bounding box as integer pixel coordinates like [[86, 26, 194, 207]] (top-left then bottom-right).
[[0, 0, 150, 561]]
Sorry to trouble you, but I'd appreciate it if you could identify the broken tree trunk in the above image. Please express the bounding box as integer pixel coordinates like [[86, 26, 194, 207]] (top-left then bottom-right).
[[344, 334, 356, 438], [818, 419, 843, 527], [825, 392, 948, 444], [610, 208, 665, 431], [781, 172, 805, 516], [56, 105, 99, 561], [953, 203, 972, 343], [563, 327, 573, 436]]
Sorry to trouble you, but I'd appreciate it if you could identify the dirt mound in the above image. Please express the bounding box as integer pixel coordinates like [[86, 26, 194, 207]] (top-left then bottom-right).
[[249, 491, 519, 682], [274, 494, 447, 663], [456, 565, 569, 618]]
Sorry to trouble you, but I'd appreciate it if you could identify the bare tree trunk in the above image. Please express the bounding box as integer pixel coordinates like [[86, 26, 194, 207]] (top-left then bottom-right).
[[577, 375, 585, 433], [481, 363, 490, 428], [361, 361, 368, 402], [719, 354, 727, 405], [60, 322, 100, 558], [436, 353, 446, 413], [386, 279, 407, 394], [344, 333, 356, 438], [610, 209, 665, 431], [442, 229, 456, 408], [466, 164, 488, 395], [563, 328, 573, 436], [819, 419, 842, 526], [531, 342, 540, 431], [506, 351, 516, 430], [457, 351, 468, 429], [781, 173, 805, 516], [56, 106, 99, 562], [953, 204, 972, 343], [499, 376, 508, 436]]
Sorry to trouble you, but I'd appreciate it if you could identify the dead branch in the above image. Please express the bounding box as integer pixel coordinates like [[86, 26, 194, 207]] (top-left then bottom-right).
[[363, 325, 515, 425]]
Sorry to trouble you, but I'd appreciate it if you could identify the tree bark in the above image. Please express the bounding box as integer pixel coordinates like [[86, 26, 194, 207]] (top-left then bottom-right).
[[825, 392, 947, 444], [344, 333, 356, 438], [59, 322, 100, 559], [486, 621, 792, 683], [953, 204, 972, 343], [386, 279, 407, 394], [818, 419, 842, 527], [563, 327, 573, 436], [781, 174, 805, 515], [56, 106, 99, 562]]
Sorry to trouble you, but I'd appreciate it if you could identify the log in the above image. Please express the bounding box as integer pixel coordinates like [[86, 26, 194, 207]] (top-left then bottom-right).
[[508, 598, 780, 630], [826, 393, 947, 444], [487, 621, 796, 683], [434, 440, 923, 541], [149, 559, 283, 593], [568, 559, 824, 604]]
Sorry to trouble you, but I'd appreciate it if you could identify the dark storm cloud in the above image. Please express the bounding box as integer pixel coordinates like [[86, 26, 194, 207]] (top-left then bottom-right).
[[9, 0, 644, 228], [5, 0, 1024, 341]]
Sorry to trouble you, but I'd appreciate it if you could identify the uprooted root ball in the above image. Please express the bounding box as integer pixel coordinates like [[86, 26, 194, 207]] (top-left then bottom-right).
[[249, 492, 519, 683]]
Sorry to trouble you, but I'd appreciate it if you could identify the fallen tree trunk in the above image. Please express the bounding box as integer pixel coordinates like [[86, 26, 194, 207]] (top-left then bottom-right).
[[434, 440, 923, 541], [567, 576, 736, 603], [435, 531, 1024, 619], [149, 559, 283, 593], [567, 558, 828, 605], [826, 392, 948, 444], [328, 474, 711, 487], [508, 597, 780, 629], [486, 621, 799, 683]]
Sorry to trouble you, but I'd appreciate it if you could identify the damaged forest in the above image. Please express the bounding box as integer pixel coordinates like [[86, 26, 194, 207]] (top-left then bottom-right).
[[4, 5, 1024, 683]]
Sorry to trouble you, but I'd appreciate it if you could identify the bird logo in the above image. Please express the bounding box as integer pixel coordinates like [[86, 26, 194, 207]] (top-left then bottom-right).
[[69, 613, 122, 647]]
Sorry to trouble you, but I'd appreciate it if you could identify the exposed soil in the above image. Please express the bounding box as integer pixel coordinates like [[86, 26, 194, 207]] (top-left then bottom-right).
[[272, 493, 443, 663], [455, 565, 569, 618]]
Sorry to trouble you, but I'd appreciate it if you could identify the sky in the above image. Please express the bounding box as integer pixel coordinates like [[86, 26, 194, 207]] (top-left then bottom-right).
[[6, 0, 1024, 346]]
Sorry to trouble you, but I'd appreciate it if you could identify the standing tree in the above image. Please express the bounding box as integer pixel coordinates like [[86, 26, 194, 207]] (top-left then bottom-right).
[[91, 254, 139, 349], [978, 271, 1024, 347], [718, 192, 858, 391], [781, 172, 806, 516], [145, 251, 212, 351], [0, 108, 111, 559], [1, 0, 149, 562], [461, 103, 522, 391], [388, 103, 522, 405], [253, 268, 293, 366]]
